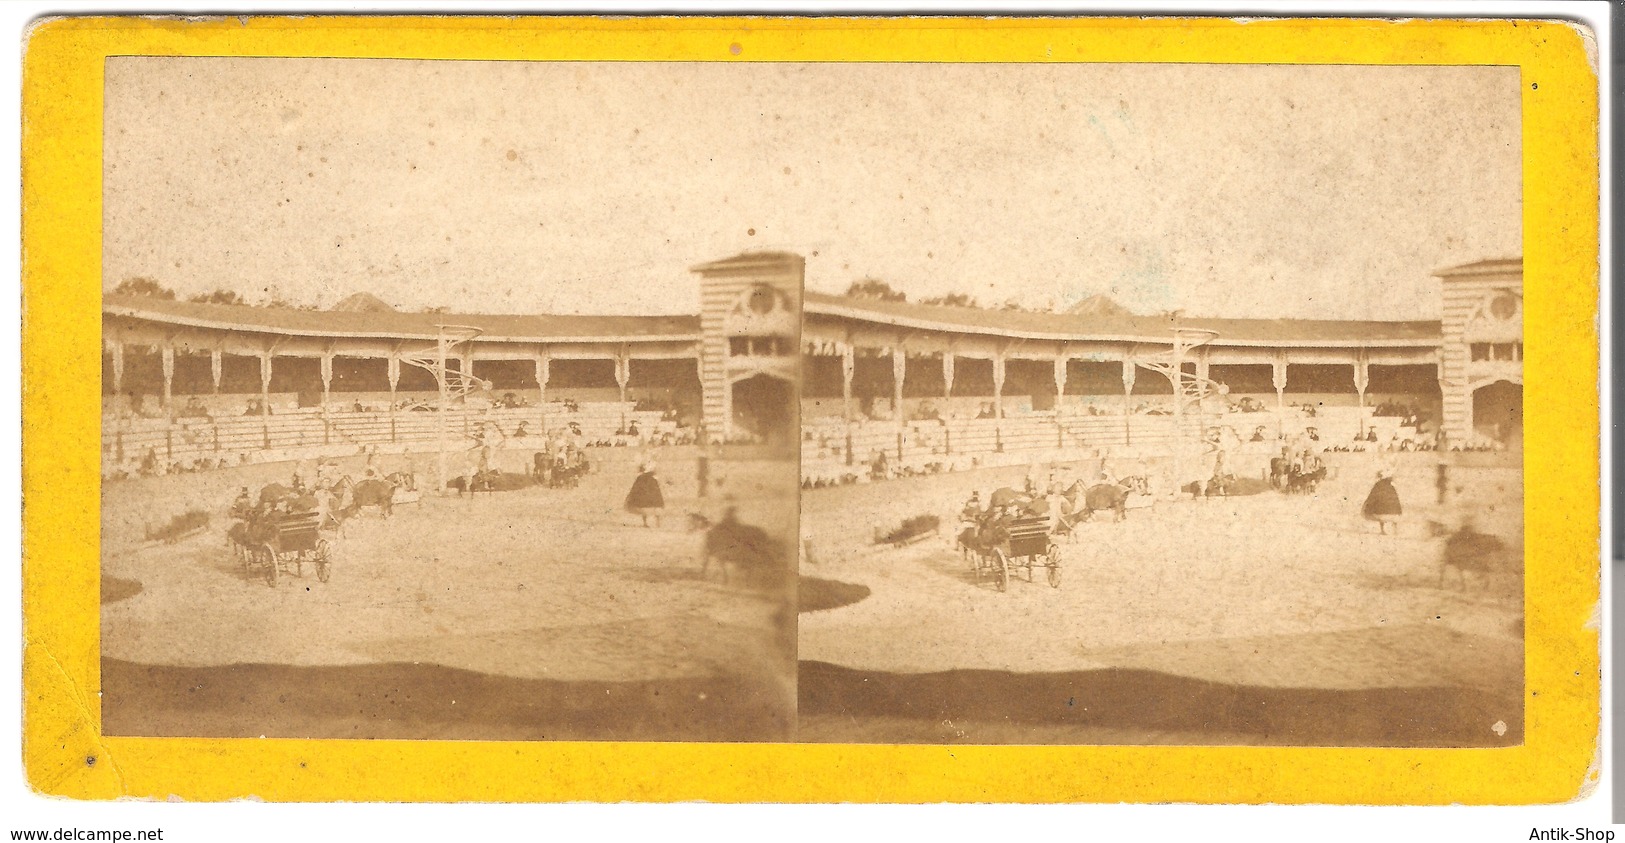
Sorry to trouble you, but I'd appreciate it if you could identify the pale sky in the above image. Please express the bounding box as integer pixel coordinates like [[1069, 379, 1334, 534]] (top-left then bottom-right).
[[104, 58, 1520, 320]]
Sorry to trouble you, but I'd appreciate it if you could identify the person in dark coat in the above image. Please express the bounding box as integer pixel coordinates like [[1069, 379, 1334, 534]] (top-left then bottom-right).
[[959, 491, 983, 524], [230, 487, 254, 521], [625, 460, 665, 527], [1362, 469, 1403, 534]]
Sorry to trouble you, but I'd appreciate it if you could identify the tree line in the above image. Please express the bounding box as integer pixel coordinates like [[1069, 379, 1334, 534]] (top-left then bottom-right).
[[844, 278, 1051, 312], [111, 276, 319, 310], [115, 273, 1082, 316]]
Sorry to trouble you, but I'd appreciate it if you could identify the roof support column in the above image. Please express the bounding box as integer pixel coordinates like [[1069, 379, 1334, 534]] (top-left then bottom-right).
[[210, 348, 222, 394], [320, 351, 334, 445], [109, 340, 125, 462], [615, 346, 631, 405], [436, 333, 450, 495], [109, 340, 125, 402], [891, 345, 906, 428], [533, 347, 550, 414], [1353, 349, 1370, 440], [992, 351, 1006, 422], [1053, 354, 1069, 447], [1272, 352, 1288, 439], [160, 343, 174, 416], [840, 343, 855, 422], [387, 353, 400, 444], [459, 344, 475, 452], [258, 351, 273, 450], [1435, 349, 1449, 448], [160, 343, 175, 464], [1193, 348, 1212, 440], [1121, 355, 1137, 445], [942, 351, 955, 399]]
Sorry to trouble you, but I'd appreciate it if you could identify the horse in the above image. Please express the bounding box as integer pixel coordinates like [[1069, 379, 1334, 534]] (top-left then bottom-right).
[[1182, 472, 1238, 498], [255, 484, 325, 526], [1054, 480, 1124, 526], [698, 508, 785, 587], [1161, 446, 1227, 499], [1269, 455, 1292, 490], [227, 520, 253, 560], [447, 469, 501, 496], [346, 477, 397, 516], [1080, 482, 1129, 522], [956, 517, 1010, 561], [258, 483, 310, 509], [1439, 523, 1511, 590], [1286, 460, 1327, 495], [226, 507, 287, 565], [550, 453, 585, 488], [956, 523, 976, 559]]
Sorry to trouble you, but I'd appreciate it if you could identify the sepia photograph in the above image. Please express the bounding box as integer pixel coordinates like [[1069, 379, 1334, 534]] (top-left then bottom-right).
[[95, 56, 1528, 748], [13, 7, 1596, 813], [98, 57, 800, 742], [788, 63, 1526, 746]]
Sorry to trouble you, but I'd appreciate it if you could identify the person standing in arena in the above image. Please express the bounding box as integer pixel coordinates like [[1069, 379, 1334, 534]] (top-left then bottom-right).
[[625, 459, 666, 527], [1362, 468, 1403, 535]]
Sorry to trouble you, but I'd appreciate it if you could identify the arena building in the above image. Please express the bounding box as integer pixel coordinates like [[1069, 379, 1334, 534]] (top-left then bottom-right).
[[799, 257, 1521, 483], [101, 252, 803, 479], [100, 252, 1519, 479]]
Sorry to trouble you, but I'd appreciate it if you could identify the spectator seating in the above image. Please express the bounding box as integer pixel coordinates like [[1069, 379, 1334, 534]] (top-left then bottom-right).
[[102, 401, 683, 478], [801, 404, 1425, 486]]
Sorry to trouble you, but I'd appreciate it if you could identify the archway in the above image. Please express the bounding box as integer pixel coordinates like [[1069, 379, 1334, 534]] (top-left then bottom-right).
[[1471, 379, 1523, 444], [731, 373, 796, 446]]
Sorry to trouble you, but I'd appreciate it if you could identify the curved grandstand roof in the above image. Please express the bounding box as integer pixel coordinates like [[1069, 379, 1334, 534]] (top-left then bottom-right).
[[105, 289, 1443, 349], [103, 294, 702, 343], [1433, 258, 1522, 278], [803, 292, 1441, 348]]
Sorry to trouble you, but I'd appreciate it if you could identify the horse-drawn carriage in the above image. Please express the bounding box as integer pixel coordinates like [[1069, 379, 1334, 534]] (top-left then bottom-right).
[[958, 511, 1063, 592], [531, 448, 589, 488], [1269, 450, 1328, 494], [1052, 480, 1132, 536], [330, 472, 411, 515], [229, 508, 334, 586]]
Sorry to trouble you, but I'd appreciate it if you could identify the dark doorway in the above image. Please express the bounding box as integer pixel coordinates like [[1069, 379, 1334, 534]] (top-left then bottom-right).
[[1472, 380, 1523, 444], [731, 374, 796, 446]]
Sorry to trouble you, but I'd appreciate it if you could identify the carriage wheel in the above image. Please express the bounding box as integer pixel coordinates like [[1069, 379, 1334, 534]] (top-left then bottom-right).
[[315, 540, 332, 583], [1046, 543, 1063, 588], [992, 548, 1010, 593], [260, 545, 279, 586]]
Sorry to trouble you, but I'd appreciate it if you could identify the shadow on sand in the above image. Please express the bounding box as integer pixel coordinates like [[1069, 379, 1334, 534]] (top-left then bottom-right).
[[799, 577, 872, 613], [798, 661, 1521, 747], [103, 658, 792, 742], [101, 577, 144, 604]]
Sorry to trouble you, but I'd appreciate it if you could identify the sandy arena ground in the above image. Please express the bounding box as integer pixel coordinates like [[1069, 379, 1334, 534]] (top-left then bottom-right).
[[798, 451, 1523, 746], [101, 446, 797, 741]]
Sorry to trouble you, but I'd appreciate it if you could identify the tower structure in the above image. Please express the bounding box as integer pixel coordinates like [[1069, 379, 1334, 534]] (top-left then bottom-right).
[[690, 252, 803, 444], [1435, 258, 1523, 445]]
